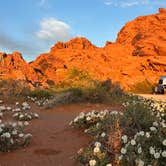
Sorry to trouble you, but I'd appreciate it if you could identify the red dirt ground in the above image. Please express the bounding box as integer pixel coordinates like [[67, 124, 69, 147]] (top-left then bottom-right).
[[0, 103, 121, 166]]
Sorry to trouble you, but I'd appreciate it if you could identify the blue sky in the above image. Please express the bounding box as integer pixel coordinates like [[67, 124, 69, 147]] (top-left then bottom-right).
[[0, 0, 166, 61]]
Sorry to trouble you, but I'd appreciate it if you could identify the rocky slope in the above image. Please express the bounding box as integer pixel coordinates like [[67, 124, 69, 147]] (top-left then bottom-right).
[[0, 52, 42, 85], [1, 8, 166, 89]]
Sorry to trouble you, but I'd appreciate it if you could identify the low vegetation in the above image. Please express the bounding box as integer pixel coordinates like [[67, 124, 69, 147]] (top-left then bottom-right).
[[70, 96, 166, 166], [0, 101, 39, 152], [129, 79, 155, 94]]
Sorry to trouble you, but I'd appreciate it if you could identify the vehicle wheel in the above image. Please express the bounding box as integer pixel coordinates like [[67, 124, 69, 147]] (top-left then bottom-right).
[[153, 86, 158, 94], [161, 88, 164, 94]]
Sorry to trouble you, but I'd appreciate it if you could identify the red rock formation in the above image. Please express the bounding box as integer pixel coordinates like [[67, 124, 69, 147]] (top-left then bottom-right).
[[0, 52, 41, 84], [1, 8, 166, 90]]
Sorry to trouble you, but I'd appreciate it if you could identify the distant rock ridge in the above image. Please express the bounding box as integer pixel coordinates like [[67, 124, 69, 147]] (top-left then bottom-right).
[[1, 8, 166, 89], [0, 52, 42, 84]]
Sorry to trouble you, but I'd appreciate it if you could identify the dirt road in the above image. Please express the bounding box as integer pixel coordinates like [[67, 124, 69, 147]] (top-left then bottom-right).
[[0, 103, 121, 166], [138, 94, 166, 102]]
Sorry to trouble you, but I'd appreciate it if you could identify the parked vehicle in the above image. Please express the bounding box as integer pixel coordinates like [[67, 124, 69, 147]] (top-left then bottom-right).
[[152, 76, 166, 94]]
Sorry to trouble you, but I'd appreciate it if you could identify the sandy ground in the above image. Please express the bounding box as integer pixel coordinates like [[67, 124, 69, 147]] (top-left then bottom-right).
[[138, 94, 166, 102], [0, 103, 121, 166]]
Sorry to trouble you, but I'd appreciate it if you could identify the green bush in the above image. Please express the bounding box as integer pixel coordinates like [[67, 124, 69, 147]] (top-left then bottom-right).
[[120, 102, 155, 136], [29, 88, 54, 99], [68, 67, 91, 80]]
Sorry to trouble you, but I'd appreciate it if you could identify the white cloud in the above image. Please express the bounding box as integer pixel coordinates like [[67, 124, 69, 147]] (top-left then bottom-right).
[[104, 0, 165, 8], [36, 18, 71, 43]]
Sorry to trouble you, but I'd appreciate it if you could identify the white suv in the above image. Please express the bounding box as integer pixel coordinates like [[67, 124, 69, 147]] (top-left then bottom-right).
[[153, 76, 166, 94]]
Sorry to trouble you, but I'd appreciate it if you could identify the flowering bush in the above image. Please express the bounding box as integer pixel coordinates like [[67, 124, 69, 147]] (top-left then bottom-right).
[[0, 121, 32, 152], [71, 96, 166, 166], [76, 142, 110, 166], [13, 112, 39, 121], [119, 98, 166, 166], [70, 110, 122, 165]]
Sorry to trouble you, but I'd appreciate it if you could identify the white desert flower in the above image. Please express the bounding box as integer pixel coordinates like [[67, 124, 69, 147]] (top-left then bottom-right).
[[136, 159, 144, 166], [150, 126, 157, 132], [106, 164, 112, 166], [154, 152, 160, 159], [12, 122, 17, 127], [0, 112, 3, 117], [138, 147, 142, 154], [139, 131, 144, 136], [84, 129, 88, 133], [19, 133, 24, 138], [89, 159, 96, 166], [13, 108, 21, 112], [95, 142, 101, 148], [101, 132, 106, 137], [162, 140, 166, 146], [96, 122, 100, 128], [145, 132, 150, 138], [16, 102, 19, 105], [24, 121, 29, 126], [6, 107, 12, 111], [79, 112, 85, 119], [161, 151, 166, 157], [2, 132, 11, 138], [121, 135, 128, 143], [12, 130, 17, 135], [19, 114, 24, 119], [34, 113, 39, 118], [118, 155, 123, 160], [93, 147, 100, 154], [74, 117, 78, 122], [149, 147, 155, 155], [161, 122, 166, 128], [131, 139, 136, 145], [27, 115, 32, 119], [10, 138, 14, 144], [86, 116, 91, 121], [0, 106, 6, 111], [121, 148, 127, 154], [0, 123, 4, 128], [13, 113, 19, 117], [153, 121, 158, 127]]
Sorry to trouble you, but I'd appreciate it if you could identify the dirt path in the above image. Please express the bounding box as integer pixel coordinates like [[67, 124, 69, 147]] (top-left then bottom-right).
[[138, 94, 166, 102], [0, 103, 121, 166]]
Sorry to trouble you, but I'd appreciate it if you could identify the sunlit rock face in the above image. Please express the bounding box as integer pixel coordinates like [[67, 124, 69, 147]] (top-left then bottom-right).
[[2, 8, 166, 89]]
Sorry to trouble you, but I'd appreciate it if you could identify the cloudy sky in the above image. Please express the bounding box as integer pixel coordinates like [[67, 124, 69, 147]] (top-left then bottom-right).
[[0, 0, 166, 61]]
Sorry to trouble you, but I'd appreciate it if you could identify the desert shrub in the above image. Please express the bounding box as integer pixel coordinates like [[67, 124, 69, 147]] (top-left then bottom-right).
[[71, 97, 166, 166], [54, 78, 125, 104], [119, 99, 166, 166], [68, 67, 91, 80], [13, 112, 39, 121], [130, 79, 155, 94], [29, 88, 54, 99], [61, 87, 83, 98], [120, 102, 155, 136], [70, 110, 121, 165], [0, 79, 31, 97], [0, 122, 32, 152]]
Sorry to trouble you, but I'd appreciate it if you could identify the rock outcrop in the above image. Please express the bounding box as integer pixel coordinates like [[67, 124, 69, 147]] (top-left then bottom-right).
[[0, 52, 41, 85], [1, 8, 166, 90]]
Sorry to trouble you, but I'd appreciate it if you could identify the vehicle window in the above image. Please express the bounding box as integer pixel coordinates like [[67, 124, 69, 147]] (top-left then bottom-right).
[[159, 79, 163, 84]]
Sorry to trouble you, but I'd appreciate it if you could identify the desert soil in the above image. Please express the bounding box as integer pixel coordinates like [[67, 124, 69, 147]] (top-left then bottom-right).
[[138, 94, 166, 102], [0, 103, 121, 166]]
